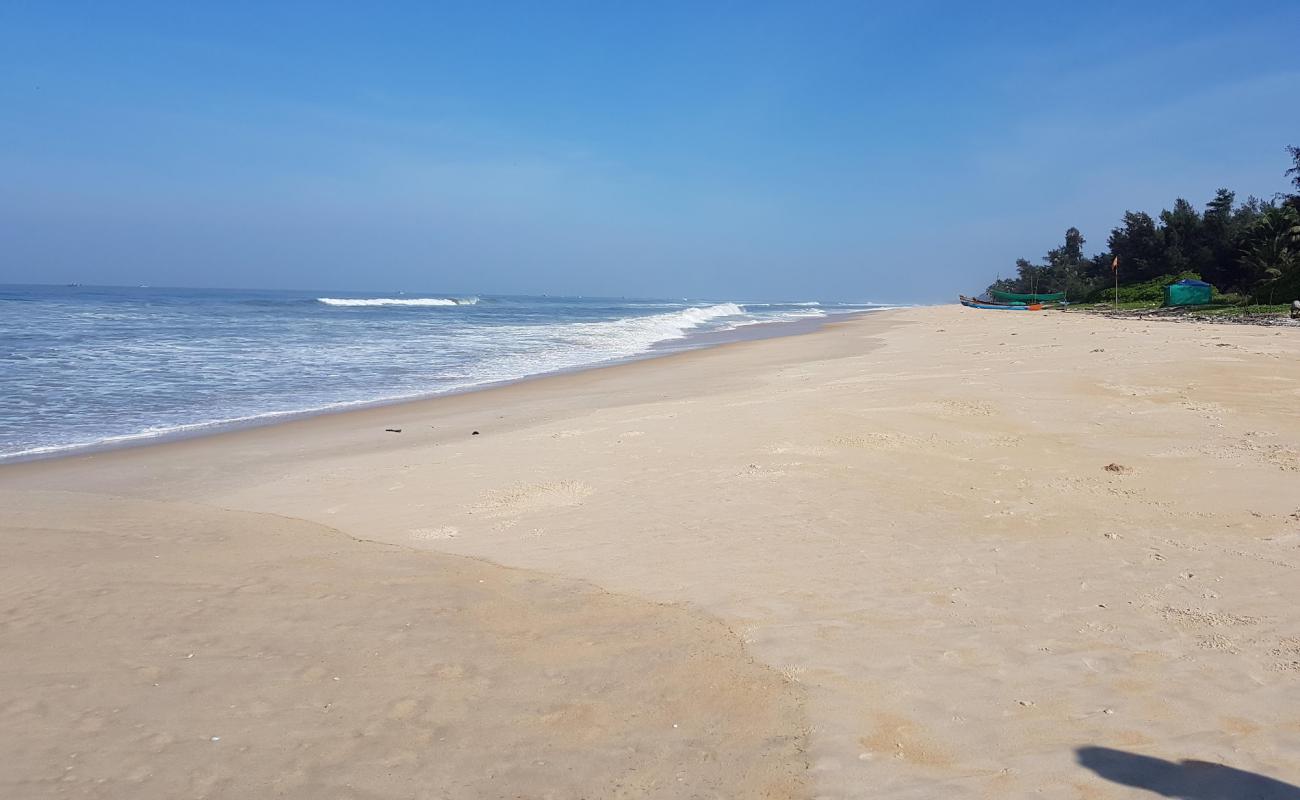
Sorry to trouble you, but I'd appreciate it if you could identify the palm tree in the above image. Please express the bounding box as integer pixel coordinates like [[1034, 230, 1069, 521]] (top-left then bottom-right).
[[1240, 205, 1300, 304]]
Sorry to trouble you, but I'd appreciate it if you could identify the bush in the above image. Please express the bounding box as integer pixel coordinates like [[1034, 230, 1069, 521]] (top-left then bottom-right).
[[1086, 272, 1204, 303], [1265, 270, 1300, 305]]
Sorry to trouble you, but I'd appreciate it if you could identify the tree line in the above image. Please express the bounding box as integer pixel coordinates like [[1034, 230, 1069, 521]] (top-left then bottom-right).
[[986, 146, 1300, 305]]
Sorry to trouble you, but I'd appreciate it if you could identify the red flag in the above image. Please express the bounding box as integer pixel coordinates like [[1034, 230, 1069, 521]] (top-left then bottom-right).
[[1111, 256, 1119, 272]]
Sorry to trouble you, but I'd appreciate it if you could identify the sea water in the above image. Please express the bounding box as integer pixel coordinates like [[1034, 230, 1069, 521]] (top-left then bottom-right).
[[0, 285, 891, 460]]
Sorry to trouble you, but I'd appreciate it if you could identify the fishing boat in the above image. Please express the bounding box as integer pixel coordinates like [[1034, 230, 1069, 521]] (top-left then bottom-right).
[[959, 295, 1043, 310]]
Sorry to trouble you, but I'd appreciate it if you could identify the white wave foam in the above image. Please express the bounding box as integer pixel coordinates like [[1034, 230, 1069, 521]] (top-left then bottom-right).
[[456, 302, 747, 382], [317, 297, 478, 307], [723, 308, 829, 329], [666, 302, 745, 326], [545, 302, 746, 347], [1, 301, 756, 462]]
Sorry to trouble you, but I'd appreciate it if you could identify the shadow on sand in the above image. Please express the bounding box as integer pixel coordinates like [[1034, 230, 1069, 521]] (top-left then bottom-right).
[[1077, 747, 1300, 799]]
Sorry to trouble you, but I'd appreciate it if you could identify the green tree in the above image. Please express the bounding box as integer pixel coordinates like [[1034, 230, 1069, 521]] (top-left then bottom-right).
[[1200, 189, 1238, 287], [1157, 198, 1203, 276], [1205, 188, 1235, 222], [1239, 205, 1300, 303], [1043, 227, 1099, 298], [1062, 226, 1085, 263], [1108, 212, 1162, 282]]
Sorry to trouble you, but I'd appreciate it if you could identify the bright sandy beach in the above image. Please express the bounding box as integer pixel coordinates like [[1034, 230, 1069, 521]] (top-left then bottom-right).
[[3, 305, 1299, 798]]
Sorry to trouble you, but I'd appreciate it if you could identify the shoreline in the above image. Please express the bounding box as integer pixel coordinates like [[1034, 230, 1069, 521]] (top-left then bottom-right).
[[0, 307, 885, 466]]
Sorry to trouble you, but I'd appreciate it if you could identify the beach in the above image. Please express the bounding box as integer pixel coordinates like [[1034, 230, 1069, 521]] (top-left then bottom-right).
[[3, 305, 1299, 798]]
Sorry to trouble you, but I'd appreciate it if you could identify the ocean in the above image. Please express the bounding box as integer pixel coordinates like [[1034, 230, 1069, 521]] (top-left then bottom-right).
[[0, 285, 892, 461]]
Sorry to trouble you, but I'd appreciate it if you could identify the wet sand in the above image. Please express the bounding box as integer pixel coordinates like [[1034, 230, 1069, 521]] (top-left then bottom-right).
[[3, 305, 1299, 798], [2, 492, 806, 799]]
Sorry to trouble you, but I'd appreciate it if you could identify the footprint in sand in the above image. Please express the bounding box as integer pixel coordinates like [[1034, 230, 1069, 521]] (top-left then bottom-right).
[[1212, 434, 1300, 472], [829, 432, 912, 450], [387, 698, 422, 720], [927, 399, 996, 418], [1099, 383, 1171, 398], [1269, 639, 1300, 672], [766, 442, 828, 457], [410, 526, 459, 541], [468, 480, 594, 518], [736, 463, 791, 480], [859, 712, 952, 767], [1157, 606, 1260, 629], [548, 429, 587, 439]]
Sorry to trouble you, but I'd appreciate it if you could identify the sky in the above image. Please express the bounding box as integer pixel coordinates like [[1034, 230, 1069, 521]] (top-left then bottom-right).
[[2, 2, 1298, 303]]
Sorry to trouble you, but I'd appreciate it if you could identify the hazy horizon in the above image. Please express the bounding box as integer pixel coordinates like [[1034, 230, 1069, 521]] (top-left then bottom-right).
[[1, 282, 887, 306], [3, 2, 1298, 303]]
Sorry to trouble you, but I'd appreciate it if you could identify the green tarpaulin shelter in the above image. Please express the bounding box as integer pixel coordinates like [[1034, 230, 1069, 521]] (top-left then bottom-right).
[[1163, 279, 1212, 306]]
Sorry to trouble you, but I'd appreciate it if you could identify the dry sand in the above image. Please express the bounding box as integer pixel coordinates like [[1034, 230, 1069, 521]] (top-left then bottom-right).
[[3, 305, 1299, 798]]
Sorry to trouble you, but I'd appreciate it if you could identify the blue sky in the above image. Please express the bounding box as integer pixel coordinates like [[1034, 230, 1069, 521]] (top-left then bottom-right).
[[2, 2, 1297, 302]]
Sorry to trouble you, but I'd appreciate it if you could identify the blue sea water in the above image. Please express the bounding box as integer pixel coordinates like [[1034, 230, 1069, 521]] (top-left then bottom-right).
[[0, 285, 891, 461]]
